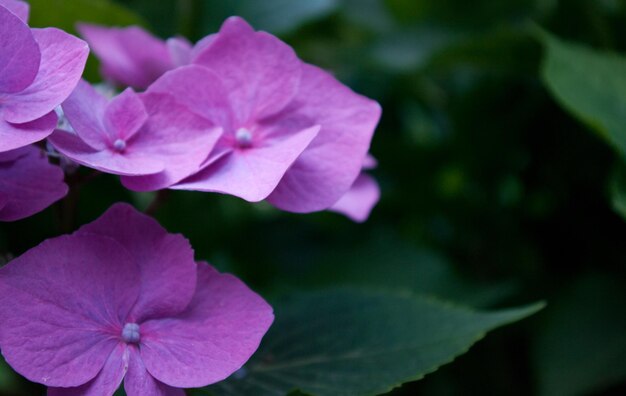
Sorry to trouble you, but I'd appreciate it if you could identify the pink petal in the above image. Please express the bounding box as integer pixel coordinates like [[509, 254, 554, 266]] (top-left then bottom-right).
[[172, 125, 319, 202], [166, 37, 192, 67], [124, 347, 185, 396], [0, 0, 29, 22], [0, 145, 67, 221], [193, 16, 301, 124], [48, 129, 165, 176], [363, 153, 378, 170], [77, 24, 173, 89], [2, 28, 88, 124], [0, 5, 39, 93], [329, 173, 380, 223], [268, 64, 381, 212], [61, 80, 109, 150], [0, 234, 141, 387], [0, 111, 57, 152], [145, 65, 233, 131], [77, 203, 197, 322], [103, 88, 147, 142], [139, 263, 274, 388], [120, 92, 223, 191], [47, 344, 130, 396]]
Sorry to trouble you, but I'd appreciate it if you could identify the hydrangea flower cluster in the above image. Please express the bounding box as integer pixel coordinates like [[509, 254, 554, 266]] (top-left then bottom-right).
[[63, 16, 382, 218], [0, 0, 381, 394]]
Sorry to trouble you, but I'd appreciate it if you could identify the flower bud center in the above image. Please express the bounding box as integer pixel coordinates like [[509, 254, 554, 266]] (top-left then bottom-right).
[[122, 323, 140, 343], [113, 139, 127, 152], [235, 128, 253, 148]]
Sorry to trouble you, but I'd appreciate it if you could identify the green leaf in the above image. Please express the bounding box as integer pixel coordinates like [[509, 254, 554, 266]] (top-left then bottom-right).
[[28, 0, 146, 34], [610, 162, 626, 220], [272, 233, 517, 308], [540, 31, 626, 157], [533, 274, 626, 396], [198, 289, 542, 396]]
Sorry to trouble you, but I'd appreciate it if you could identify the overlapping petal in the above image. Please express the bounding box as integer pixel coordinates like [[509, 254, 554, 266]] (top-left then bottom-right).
[[120, 92, 223, 191], [139, 263, 274, 387], [329, 173, 380, 222], [47, 344, 130, 396], [268, 64, 381, 212], [77, 24, 173, 89], [124, 347, 184, 396], [77, 203, 197, 322], [193, 16, 302, 124], [0, 145, 67, 221], [173, 125, 319, 202], [0, 111, 58, 153], [2, 27, 88, 124], [0, 0, 29, 22], [0, 4, 39, 94], [0, 234, 141, 387]]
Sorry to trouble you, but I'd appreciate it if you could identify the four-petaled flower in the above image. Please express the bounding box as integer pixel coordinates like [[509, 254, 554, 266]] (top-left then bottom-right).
[[0, 203, 274, 395]]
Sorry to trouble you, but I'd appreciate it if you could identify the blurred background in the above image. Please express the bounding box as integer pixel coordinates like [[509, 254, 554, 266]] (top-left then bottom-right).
[[2, 0, 626, 395]]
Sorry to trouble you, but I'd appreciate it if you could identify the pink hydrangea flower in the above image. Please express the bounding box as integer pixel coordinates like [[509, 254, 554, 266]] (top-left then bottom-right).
[[329, 154, 380, 222], [0, 145, 68, 221], [0, 203, 274, 395], [48, 80, 222, 188], [0, 1, 88, 152], [77, 23, 214, 90], [135, 17, 380, 212]]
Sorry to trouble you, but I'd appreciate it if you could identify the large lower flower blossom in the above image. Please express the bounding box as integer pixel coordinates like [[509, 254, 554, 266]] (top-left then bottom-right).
[[0, 1, 88, 152], [0, 145, 67, 221], [0, 203, 274, 395]]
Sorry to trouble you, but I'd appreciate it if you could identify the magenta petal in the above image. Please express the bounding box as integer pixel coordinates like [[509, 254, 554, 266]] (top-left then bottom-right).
[[0, 234, 141, 387], [77, 203, 197, 322], [0, 145, 67, 221], [268, 64, 381, 212], [0, 5, 39, 93], [146, 65, 232, 130], [47, 344, 130, 396], [119, 92, 223, 191], [78, 24, 173, 89], [173, 125, 320, 202], [0, 111, 57, 152], [0, 0, 29, 22], [61, 80, 109, 150], [193, 16, 301, 123], [103, 88, 147, 142], [124, 347, 185, 396], [329, 173, 380, 223], [48, 129, 165, 176], [166, 37, 192, 67], [139, 263, 274, 388], [2, 28, 88, 124]]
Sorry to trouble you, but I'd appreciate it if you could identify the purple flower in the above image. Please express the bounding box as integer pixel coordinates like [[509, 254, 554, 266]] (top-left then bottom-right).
[[0, 1, 88, 152], [329, 155, 381, 223], [0, 203, 274, 395], [48, 80, 222, 188], [77, 23, 214, 90], [136, 17, 380, 211], [0, 145, 67, 221]]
